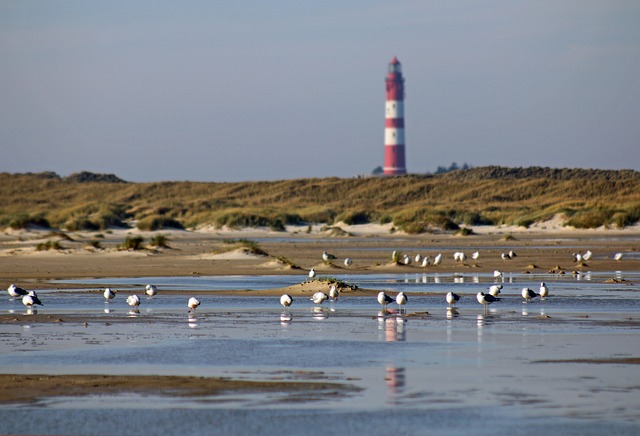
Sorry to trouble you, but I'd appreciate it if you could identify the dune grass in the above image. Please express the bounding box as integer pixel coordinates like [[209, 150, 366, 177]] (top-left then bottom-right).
[[0, 167, 639, 233]]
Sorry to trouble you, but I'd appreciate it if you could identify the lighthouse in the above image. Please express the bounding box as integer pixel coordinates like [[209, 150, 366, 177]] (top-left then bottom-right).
[[383, 57, 406, 175]]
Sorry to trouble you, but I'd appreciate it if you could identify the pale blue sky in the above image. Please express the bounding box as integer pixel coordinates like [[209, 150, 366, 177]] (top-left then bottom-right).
[[1, 1, 639, 181]]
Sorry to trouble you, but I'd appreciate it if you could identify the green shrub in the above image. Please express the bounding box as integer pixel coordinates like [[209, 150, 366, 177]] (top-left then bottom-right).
[[6, 213, 50, 230], [149, 234, 169, 248], [36, 240, 62, 251], [119, 236, 145, 250], [137, 216, 184, 231], [65, 217, 100, 231]]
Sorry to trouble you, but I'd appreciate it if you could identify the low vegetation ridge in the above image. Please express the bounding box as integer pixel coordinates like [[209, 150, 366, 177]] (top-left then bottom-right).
[[1, 166, 638, 233]]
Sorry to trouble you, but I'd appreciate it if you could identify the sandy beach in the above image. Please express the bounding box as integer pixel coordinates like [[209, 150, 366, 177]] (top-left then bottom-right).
[[1, 223, 639, 435]]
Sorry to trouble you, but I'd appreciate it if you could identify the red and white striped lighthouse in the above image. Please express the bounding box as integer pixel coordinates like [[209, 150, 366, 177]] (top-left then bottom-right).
[[383, 56, 406, 175]]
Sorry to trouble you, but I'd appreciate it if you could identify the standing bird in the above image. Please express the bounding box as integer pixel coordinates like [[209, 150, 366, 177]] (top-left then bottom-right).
[[310, 292, 328, 305], [614, 252, 623, 261], [433, 253, 443, 266], [328, 285, 340, 301], [22, 291, 43, 308], [493, 270, 503, 280], [103, 288, 116, 301], [7, 284, 28, 298], [188, 297, 201, 312], [446, 291, 460, 307], [377, 291, 394, 311], [476, 291, 500, 314], [508, 250, 517, 258], [402, 254, 412, 265], [322, 251, 336, 262], [126, 295, 141, 311], [501, 253, 510, 262], [471, 251, 480, 265], [344, 257, 353, 267], [308, 268, 316, 279], [414, 254, 422, 264], [421, 256, 430, 267], [396, 292, 408, 313], [583, 250, 593, 261], [488, 284, 502, 297], [521, 287, 539, 302], [539, 282, 549, 299], [280, 294, 293, 310], [145, 284, 158, 297]]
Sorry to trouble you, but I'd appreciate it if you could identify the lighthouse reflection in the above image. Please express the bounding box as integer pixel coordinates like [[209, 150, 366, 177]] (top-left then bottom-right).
[[377, 313, 406, 342], [385, 366, 406, 406]]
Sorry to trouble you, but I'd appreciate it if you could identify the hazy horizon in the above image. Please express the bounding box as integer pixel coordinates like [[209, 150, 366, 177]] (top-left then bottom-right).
[[2, 1, 639, 182]]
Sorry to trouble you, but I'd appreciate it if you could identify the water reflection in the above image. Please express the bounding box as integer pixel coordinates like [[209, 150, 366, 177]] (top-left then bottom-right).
[[312, 307, 327, 321], [280, 312, 292, 326], [385, 366, 406, 406], [446, 307, 459, 319], [378, 314, 406, 342], [188, 314, 198, 328]]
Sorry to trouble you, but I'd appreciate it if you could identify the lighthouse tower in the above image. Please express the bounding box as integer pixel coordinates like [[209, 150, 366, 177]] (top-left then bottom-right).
[[383, 57, 406, 175]]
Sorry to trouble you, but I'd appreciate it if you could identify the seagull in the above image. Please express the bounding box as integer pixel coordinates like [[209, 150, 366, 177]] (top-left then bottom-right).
[[329, 285, 339, 301], [446, 291, 460, 307], [322, 251, 336, 262], [477, 291, 500, 314], [508, 250, 517, 258], [501, 253, 510, 261], [396, 292, 407, 313], [22, 291, 43, 308], [539, 282, 549, 299], [614, 252, 623, 261], [521, 287, 539, 302], [145, 284, 158, 297], [402, 254, 412, 265], [488, 284, 502, 297], [308, 268, 316, 279], [103, 288, 116, 301], [471, 251, 480, 264], [310, 292, 328, 305], [280, 294, 293, 310], [583, 250, 593, 261], [377, 291, 394, 311], [126, 295, 141, 311], [414, 254, 422, 264], [344, 257, 353, 267], [7, 284, 28, 298], [573, 253, 583, 263], [188, 297, 201, 312], [421, 256, 430, 267], [493, 270, 503, 279], [433, 253, 442, 266]]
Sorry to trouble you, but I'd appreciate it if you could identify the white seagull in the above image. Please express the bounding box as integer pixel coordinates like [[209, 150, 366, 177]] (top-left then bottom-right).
[[344, 257, 353, 267], [493, 270, 503, 280], [414, 254, 422, 264], [8, 284, 28, 298], [310, 292, 328, 305], [188, 297, 201, 312], [573, 253, 583, 263], [477, 291, 500, 314], [22, 291, 43, 308], [322, 251, 336, 262], [396, 292, 408, 313], [433, 253, 443, 266], [308, 268, 316, 279], [126, 295, 141, 311], [280, 294, 293, 310], [402, 254, 412, 265], [488, 284, 502, 297], [446, 291, 460, 307], [145, 284, 158, 297], [377, 291, 394, 311], [421, 256, 430, 267], [508, 250, 517, 258], [471, 251, 480, 263], [103, 288, 116, 301], [539, 282, 549, 299], [521, 287, 539, 302], [501, 253, 510, 261], [329, 285, 340, 301], [614, 252, 623, 261], [583, 250, 593, 261]]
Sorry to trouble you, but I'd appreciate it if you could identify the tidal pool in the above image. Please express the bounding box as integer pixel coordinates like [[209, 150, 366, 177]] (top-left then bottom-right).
[[1, 273, 639, 435]]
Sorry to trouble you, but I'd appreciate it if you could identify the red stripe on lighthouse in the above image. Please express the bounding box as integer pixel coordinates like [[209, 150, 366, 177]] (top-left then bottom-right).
[[383, 57, 406, 176]]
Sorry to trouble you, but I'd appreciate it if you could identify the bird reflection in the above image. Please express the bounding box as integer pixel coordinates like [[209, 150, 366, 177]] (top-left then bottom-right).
[[188, 314, 198, 329], [26, 308, 37, 316], [312, 306, 327, 320], [446, 307, 459, 319], [280, 312, 293, 325], [378, 313, 406, 342]]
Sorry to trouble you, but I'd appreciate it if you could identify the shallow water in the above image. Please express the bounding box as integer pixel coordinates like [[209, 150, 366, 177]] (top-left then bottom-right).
[[1, 272, 640, 435]]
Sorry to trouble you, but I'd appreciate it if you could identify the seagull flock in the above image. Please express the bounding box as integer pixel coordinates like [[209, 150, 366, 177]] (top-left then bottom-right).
[[3, 249, 624, 318]]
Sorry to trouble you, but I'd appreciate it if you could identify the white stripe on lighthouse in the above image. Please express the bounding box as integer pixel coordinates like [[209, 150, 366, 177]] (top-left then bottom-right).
[[385, 128, 405, 145], [385, 100, 404, 118]]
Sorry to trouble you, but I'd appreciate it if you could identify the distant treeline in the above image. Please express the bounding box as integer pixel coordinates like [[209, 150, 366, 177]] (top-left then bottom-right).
[[1, 166, 639, 233]]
